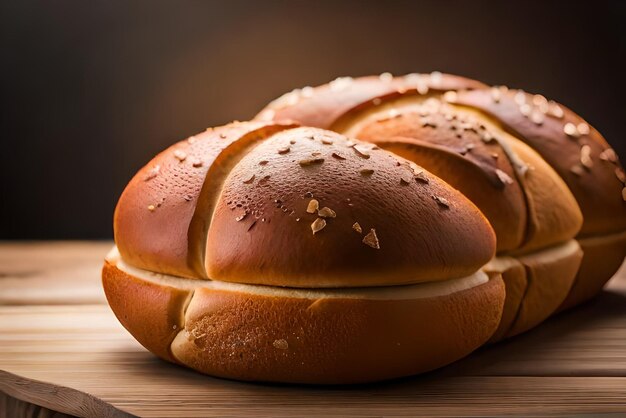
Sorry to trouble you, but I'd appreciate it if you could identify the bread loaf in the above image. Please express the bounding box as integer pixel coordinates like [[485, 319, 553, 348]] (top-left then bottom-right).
[[105, 120, 504, 383], [257, 72, 625, 338]]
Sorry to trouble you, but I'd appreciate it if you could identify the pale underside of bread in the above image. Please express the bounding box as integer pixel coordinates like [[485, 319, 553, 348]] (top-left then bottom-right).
[[102, 248, 505, 384]]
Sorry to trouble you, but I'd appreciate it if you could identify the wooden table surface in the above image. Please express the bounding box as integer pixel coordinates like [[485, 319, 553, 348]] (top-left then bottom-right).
[[1, 242, 625, 417]]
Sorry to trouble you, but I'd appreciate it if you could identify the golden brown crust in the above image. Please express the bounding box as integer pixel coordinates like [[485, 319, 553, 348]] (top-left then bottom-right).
[[101, 260, 192, 362], [353, 103, 528, 252], [453, 88, 626, 236], [206, 127, 496, 287], [102, 261, 505, 384], [485, 259, 527, 342], [506, 241, 582, 337], [256, 73, 486, 131], [508, 139, 583, 253], [559, 231, 626, 311], [348, 98, 582, 254], [114, 121, 295, 279]]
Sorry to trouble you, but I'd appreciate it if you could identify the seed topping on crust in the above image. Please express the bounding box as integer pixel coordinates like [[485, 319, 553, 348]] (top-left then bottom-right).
[[173, 150, 187, 162], [352, 144, 371, 159], [299, 158, 325, 166], [352, 222, 363, 234], [362, 229, 380, 249], [318, 207, 336, 218], [306, 199, 319, 213], [433, 195, 450, 208], [311, 218, 327, 234]]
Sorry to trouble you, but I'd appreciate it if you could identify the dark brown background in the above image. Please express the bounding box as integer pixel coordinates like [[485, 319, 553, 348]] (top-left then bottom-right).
[[2, 0, 625, 239]]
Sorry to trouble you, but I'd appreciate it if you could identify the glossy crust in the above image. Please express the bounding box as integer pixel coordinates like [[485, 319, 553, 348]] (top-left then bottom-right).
[[114, 121, 295, 279], [453, 88, 626, 237], [351, 99, 582, 253], [102, 260, 505, 384], [256, 72, 624, 312], [257, 73, 486, 131], [206, 127, 496, 287], [115, 122, 497, 288]]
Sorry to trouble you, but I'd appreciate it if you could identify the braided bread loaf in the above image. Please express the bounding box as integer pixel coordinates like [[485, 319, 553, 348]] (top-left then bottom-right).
[[104, 121, 504, 383], [104, 72, 624, 384], [257, 72, 626, 340]]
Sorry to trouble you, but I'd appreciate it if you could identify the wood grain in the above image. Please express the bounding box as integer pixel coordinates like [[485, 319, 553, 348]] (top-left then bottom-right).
[[0, 242, 625, 416]]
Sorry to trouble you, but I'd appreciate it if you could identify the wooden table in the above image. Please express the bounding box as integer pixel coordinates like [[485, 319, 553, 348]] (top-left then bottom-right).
[[1, 242, 625, 417]]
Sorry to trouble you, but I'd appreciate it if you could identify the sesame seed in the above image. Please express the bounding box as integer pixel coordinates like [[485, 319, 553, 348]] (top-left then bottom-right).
[[531, 111, 544, 125], [519, 104, 532, 117], [443, 91, 458, 103], [147, 204, 156, 211], [564, 123, 580, 138], [191, 158, 203, 167], [372, 98, 382, 106], [429, 71, 443, 85], [362, 228, 380, 249], [301, 86, 314, 98], [311, 218, 327, 234], [143, 165, 160, 181], [414, 171, 429, 183], [481, 131, 495, 143], [416, 82, 429, 95], [235, 212, 248, 222], [306, 199, 319, 213], [318, 207, 337, 218], [219, 133, 227, 139], [173, 150, 187, 162], [599, 148, 617, 163], [496, 169, 515, 185], [549, 102, 564, 118], [278, 146, 290, 154], [321, 138, 333, 145], [577, 123, 590, 135], [360, 168, 374, 176], [514, 91, 527, 105], [532, 94, 548, 107], [329, 76, 353, 92], [259, 160, 268, 165], [273, 339, 289, 350], [352, 144, 371, 159], [299, 158, 324, 166], [433, 195, 450, 208], [400, 175, 411, 185], [491, 153, 499, 159], [187, 136, 197, 144], [242, 174, 255, 184], [580, 145, 593, 168], [491, 87, 502, 103], [379, 72, 393, 82], [352, 222, 363, 234], [616, 168, 626, 183], [331, 152, 346, 160]]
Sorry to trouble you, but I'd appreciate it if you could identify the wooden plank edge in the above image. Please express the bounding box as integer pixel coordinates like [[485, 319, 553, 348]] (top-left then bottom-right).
[[0, 369, 134, 418]]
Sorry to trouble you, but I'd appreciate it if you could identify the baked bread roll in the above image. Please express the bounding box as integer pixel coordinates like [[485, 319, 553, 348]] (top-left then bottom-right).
[[104, 120, 505, 383], [257, 72, 624, 338]]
